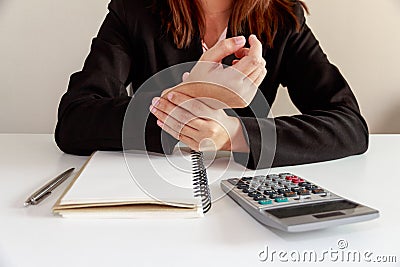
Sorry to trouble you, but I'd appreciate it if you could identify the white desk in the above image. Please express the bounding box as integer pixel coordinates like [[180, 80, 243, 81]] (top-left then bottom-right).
[[0, 134, 399, 267]]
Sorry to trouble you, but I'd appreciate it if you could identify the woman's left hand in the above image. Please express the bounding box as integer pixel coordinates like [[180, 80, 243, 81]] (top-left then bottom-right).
[[149, 92, 249, 152]]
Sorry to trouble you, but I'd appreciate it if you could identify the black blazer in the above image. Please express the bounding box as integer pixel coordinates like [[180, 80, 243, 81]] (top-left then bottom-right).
[[55, 0, 368, 169]]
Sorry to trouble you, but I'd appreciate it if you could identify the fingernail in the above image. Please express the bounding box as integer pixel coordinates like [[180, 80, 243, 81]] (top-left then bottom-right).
[[167, 93, 174, 101], [234, 36, 245, 45], [182, 72, 190, 82], [157, 120, 164, 127], [149, 105, 157, 114], [152, 97, 160, 106]]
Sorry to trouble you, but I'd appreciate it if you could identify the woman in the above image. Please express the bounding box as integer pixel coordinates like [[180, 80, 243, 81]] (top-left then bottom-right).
[[55, 0, 368, 169]]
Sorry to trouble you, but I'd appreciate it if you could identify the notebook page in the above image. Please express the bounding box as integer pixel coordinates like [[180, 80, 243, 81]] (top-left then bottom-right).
[[60, 150, 200, 207]]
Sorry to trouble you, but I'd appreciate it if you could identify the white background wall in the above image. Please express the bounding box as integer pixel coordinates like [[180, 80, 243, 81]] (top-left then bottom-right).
[[0, 0, 399, 134]]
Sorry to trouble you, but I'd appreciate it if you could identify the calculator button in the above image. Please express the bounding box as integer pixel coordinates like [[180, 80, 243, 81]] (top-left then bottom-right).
[[237, 184, 248, 190], [258, 199, 273, 205], [275, 197, 289, 203], [258, 186, 267, 191], [299, 182, 311, 187], [248, 191, 260, 198], [272, 185, 284, 191], [312, 189, 325, 194], [284, 192, 297, 198], [254, 195, 267, 201], [269, 194, 284, 199], [278, 188, 291, 194], [291, 187, 301, 192], [242, 188, 254, 193], [242, 177, 253, 181], [298, 190, 311, 195], [263, 190, 277, 196], [306, 185, 318, 190]]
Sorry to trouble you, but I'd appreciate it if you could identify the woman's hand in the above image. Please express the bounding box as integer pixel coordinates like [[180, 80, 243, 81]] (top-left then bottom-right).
[[198, 34, 267, 87], [151, 35, 266, 152], [194, 34, 266, 87], [149, 92, 249, 152], [162, 35, 267, 108]]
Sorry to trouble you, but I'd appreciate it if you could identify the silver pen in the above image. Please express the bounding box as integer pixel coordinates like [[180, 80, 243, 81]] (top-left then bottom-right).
[[24, 168, 75, 207]]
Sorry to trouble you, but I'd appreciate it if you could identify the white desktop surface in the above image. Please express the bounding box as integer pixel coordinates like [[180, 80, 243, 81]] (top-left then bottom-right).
[[0, 134, 399, 267]]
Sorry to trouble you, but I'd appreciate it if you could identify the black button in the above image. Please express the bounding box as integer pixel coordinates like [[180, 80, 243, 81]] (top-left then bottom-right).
[[305, 185, 318, 190], [269, 194, 283, 199], [242, 177, 253, 181], [253, 195, 267, 201], [242, 188, 253, 193], [237, 184, 248, 190], [278, 188, 291, 194], [263, 190, 277, 196], [248, 191, 260, 198]]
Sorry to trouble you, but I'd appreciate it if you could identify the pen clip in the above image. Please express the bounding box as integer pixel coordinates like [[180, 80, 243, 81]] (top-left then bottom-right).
[[32, 191, 52, 205]]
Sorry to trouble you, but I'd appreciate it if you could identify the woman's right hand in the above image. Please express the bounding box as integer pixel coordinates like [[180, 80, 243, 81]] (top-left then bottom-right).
[[162, 35, 267, 108], [199, 34, 267, 88]]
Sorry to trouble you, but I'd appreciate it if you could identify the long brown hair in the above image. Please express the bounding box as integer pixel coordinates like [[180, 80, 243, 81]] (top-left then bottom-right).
[[159, 0, 308, 49]]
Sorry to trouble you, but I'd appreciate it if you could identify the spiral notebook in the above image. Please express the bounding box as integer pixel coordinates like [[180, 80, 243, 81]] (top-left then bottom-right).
[[53, 148, 211, 218]]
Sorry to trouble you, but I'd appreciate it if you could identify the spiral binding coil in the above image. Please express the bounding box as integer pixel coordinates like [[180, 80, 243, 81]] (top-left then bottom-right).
[[191, 151, 211, 213]]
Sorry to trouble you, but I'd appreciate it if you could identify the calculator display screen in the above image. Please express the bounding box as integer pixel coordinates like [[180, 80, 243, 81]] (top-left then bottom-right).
[[266, 200, 359, 219]]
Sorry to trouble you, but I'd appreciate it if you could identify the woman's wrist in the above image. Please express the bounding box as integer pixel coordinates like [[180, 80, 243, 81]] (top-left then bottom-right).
[[224, 117, 250, 153]]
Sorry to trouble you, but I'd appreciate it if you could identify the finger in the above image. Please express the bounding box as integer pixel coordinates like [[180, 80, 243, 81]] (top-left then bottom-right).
[[230, 35, 264, 76], [151, 104, 199, 137], [248, 34, 263, 57], [161, 87, 173, 97], [230, 55, 265, 77], [166, 92, 215, 118], [247, 66, 264, 84], [200, 36, 246, 62], [159, 109, 200, 139], [150, 101, 201, 131], [164, 114, 199, 138], [234, 48, 250, 59], [253, 68, 267, 87], [157, 120, 200, 151]]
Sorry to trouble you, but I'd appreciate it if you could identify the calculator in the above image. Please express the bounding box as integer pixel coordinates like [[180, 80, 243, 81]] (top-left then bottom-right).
[[220, 173, 379, 232]]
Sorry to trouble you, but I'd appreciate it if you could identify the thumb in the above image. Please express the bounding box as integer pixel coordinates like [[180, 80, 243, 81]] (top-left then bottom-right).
[[200, 36, 246, 63]]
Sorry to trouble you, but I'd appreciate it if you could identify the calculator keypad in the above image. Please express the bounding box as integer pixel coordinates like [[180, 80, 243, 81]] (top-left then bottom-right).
[[228, 173, 334, 209]]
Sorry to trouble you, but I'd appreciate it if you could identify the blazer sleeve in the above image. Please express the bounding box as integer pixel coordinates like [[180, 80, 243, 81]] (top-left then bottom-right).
[[55, 0, 176, 155], [235, 7, 369, 169]]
